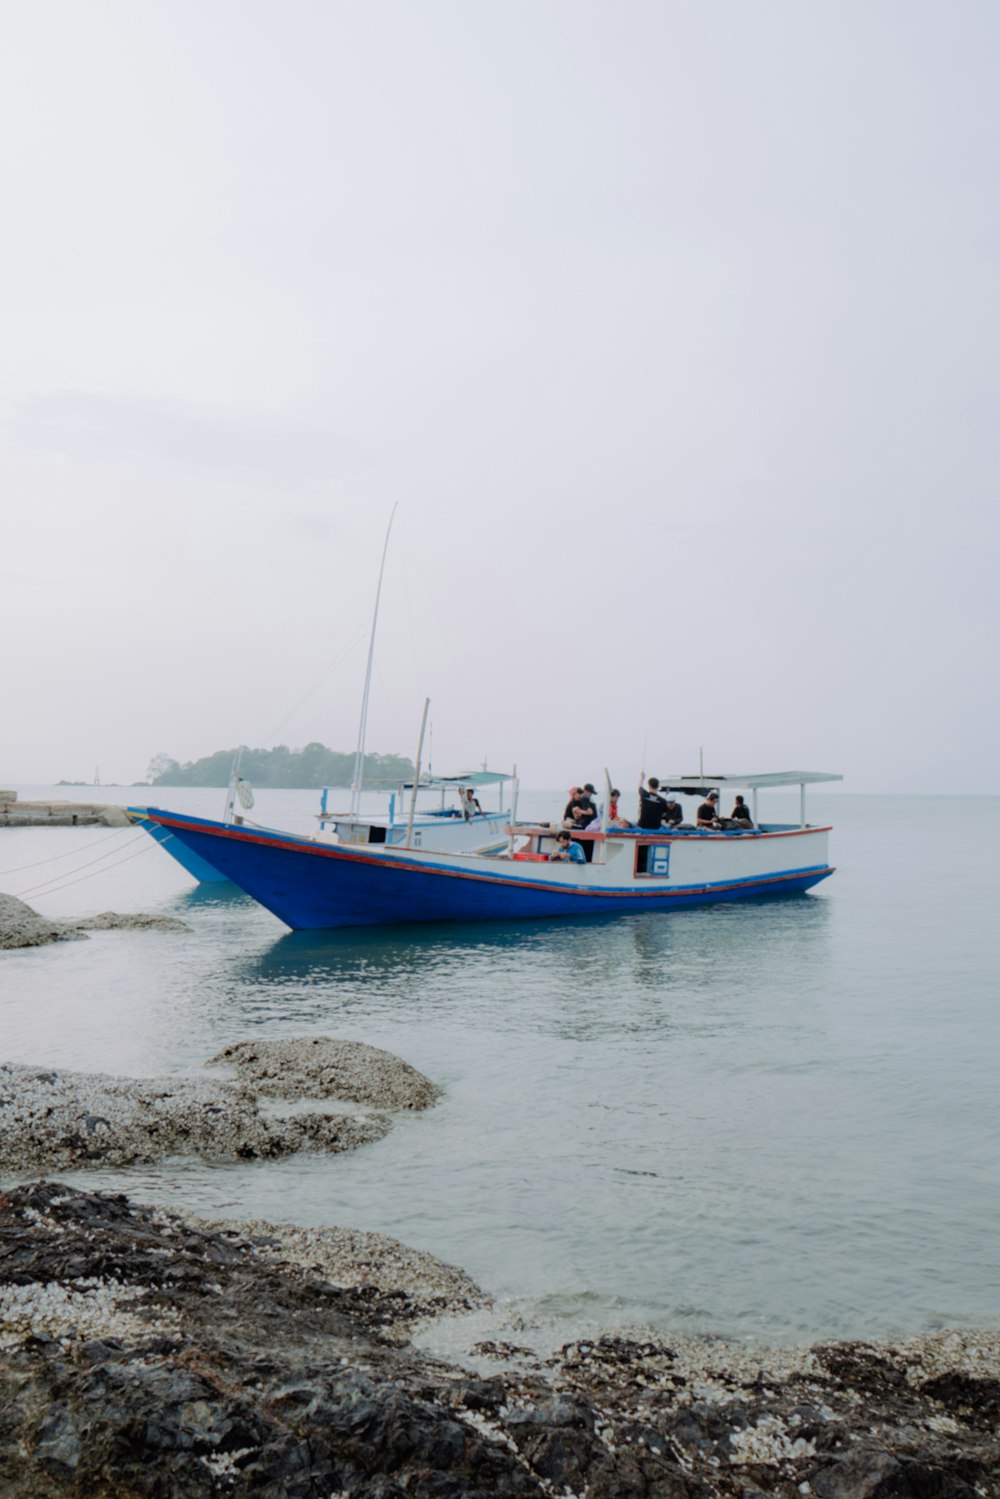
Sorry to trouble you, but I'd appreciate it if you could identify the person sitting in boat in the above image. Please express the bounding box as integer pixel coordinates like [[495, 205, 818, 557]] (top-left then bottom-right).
[[564, 783, 597, 829], [550, 830, 587, 864], [696, 791, 722, 829], [461, 787, 483, 821], [637, 775, 668, 829], [663, 794, 683, 827], [728, 795, 753, 827], [575, 783, 598, 822]]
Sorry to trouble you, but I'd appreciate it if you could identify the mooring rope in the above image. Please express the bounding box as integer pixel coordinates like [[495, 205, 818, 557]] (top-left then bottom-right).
[[0, 825, 137, 878], [12, 830, 157, 901]]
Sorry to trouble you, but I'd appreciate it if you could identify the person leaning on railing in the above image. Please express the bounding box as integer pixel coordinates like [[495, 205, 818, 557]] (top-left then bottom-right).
[[550, 830, 586, 864]]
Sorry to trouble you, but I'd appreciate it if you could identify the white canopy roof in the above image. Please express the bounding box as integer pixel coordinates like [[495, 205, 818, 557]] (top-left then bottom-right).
[[661, 771, 843, 793], [399, 771, 513, 791]]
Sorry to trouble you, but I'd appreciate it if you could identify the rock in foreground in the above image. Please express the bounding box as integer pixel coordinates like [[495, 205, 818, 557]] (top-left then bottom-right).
[[1, 1184, 998, 1498], [207, 1037, 442, 1110], [74, 911, 189, 932], [0, 893, 188, 950], [0, 1064, 390, 1171], [0, 893, 85, 950]]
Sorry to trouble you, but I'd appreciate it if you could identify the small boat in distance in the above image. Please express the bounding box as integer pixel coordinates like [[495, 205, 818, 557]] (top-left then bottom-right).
[[135, 769, 841, 931]]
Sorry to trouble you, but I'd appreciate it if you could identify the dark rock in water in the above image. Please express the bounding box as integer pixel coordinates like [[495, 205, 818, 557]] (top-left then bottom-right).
[[1, 1185, 999, 1498], [0, 893, 84, 950], [0, 1063, 391, 1170], [206, 1036, 442, 1110], [0, 894, 188, 950], [75, 911, 190, 932]]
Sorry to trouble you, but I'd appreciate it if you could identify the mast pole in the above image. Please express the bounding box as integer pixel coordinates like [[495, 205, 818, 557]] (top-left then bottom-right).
[[404, 698, 430, 848], [350, 504, 397, 818]]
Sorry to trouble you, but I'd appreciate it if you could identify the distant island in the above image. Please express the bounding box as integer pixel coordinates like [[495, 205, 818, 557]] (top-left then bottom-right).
[[56, 780, 121, 787], [146, 745, 415, 790]]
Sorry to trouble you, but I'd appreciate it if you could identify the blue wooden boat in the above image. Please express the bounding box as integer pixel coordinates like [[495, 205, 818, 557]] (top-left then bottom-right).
[[135, 771, 840, 931]]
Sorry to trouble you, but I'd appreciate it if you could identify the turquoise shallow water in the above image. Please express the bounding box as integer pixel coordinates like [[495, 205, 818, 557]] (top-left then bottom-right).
[[1, 786, 998, 1349]]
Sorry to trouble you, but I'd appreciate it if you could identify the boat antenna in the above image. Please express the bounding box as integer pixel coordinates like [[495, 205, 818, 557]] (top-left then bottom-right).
[[351, 504, 397, 818]]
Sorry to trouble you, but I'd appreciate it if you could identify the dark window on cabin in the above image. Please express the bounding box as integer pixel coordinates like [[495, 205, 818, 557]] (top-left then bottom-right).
[[635, 843, 670, 878], [369, 826, 387, 843]]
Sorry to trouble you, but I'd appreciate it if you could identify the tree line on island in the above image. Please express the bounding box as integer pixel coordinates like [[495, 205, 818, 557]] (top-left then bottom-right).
[[146, 744, 415, 789]]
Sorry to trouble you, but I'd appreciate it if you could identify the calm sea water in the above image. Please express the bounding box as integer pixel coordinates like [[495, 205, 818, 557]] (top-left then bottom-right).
[[1, 784, 997, 1352]]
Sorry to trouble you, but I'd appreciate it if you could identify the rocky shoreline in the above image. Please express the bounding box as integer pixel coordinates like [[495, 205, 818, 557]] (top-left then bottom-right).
[[0, 1039, 440, 1171], [2, 1182, 998, 1497], [1, 959, 997, 1493]]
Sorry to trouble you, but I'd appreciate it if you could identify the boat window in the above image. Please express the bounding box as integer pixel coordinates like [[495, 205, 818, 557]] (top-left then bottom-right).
[[635, 843, 670, 878]]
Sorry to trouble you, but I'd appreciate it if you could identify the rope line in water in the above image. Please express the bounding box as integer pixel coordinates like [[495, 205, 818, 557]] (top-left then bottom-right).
[[13, 831, 155, 901], [13, 834, 164, 902], [15, 838, 169, 902], [0, 825, 136, 878]]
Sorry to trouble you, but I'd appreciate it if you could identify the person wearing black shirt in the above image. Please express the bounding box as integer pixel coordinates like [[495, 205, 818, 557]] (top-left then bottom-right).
[[637, 776, 668, 830], [564, 782, 597, 828], [696, 792, 722, 828], [729, 795, 753, 827], [663, 795, 683, 827]]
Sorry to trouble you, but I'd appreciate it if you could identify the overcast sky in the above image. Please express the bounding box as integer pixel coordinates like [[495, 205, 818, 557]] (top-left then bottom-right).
[[2, 1, 997, 792]]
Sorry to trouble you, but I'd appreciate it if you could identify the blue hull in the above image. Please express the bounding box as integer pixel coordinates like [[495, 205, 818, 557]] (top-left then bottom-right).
[[128, 810, 232, 884], [139, 809, 833, 931]]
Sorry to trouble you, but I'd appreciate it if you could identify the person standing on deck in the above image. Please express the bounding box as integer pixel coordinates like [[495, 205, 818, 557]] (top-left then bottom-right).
[[637, 776, 668, 829]]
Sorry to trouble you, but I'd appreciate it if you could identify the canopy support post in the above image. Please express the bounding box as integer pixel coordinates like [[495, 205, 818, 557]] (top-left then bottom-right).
[[404, 698, 430, 848], [507, 766, 519, 858]]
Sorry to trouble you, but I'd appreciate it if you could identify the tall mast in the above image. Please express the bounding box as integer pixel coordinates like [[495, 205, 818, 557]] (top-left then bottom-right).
[[350, 505, 397, 817]]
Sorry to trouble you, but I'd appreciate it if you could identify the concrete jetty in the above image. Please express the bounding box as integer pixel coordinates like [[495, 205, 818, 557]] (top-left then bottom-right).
[[0, 792, 130, 827]]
